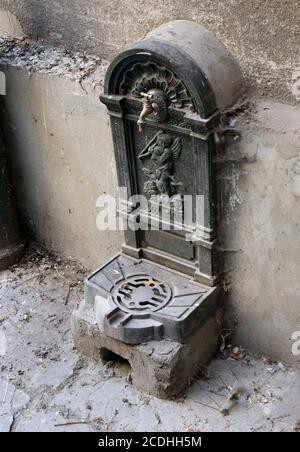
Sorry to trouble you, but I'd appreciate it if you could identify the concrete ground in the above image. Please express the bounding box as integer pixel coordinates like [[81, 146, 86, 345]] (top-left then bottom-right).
[[0, 246, 299, 432]]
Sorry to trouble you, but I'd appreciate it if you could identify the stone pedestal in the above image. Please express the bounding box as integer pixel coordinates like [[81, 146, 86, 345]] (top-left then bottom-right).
[[72, 298, 222, 399]]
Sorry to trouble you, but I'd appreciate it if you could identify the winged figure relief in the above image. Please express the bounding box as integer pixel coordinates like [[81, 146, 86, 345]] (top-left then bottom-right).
[[138, 132, 183, 197]]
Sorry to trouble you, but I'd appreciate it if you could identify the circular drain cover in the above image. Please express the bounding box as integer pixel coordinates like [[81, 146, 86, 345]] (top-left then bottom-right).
[[111, 274, 172, 314]]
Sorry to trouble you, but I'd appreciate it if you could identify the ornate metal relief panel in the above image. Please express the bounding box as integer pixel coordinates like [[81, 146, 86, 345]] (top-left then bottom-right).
[[99, 37, 221, 281], [119, 61, 195, 112], [138, 131, 183, 197]]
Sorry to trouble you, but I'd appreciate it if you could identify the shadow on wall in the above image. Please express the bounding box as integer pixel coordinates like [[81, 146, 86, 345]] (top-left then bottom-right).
[[0, 124, 24, 269]]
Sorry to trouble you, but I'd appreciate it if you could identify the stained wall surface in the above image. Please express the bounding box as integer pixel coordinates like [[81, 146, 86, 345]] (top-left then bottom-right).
[[0, 3, 299, 365], [0, 0, 299, 102]]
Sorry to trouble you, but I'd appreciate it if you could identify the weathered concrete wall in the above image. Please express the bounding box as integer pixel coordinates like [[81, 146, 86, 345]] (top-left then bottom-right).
[[0, 64, 123, 270], [220, 100, 300, 366], [1, 56, 299, 365], [0, 3, 299, 366], [0, 0, 299, 103]]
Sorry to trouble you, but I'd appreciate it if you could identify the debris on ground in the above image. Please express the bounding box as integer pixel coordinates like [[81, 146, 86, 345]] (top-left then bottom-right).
[[295, 420, 300, 432], [220, 382, 242, 416], [0, 244, 299, 432], [0, 37, 109, 89]]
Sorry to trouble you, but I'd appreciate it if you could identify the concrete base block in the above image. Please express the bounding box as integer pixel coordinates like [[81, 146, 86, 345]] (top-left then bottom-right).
[[72, 300, 222, 399]]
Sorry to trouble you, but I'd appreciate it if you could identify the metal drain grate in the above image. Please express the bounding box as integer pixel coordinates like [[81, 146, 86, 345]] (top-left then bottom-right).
[[111, 275, 172, 313]]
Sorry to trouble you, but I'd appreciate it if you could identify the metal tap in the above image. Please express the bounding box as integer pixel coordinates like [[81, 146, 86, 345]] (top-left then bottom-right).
[[137, 92, 156, 132]]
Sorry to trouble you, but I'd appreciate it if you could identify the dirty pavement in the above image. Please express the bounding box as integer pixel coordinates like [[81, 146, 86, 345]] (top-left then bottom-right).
[[0, 246, 299, 432]]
